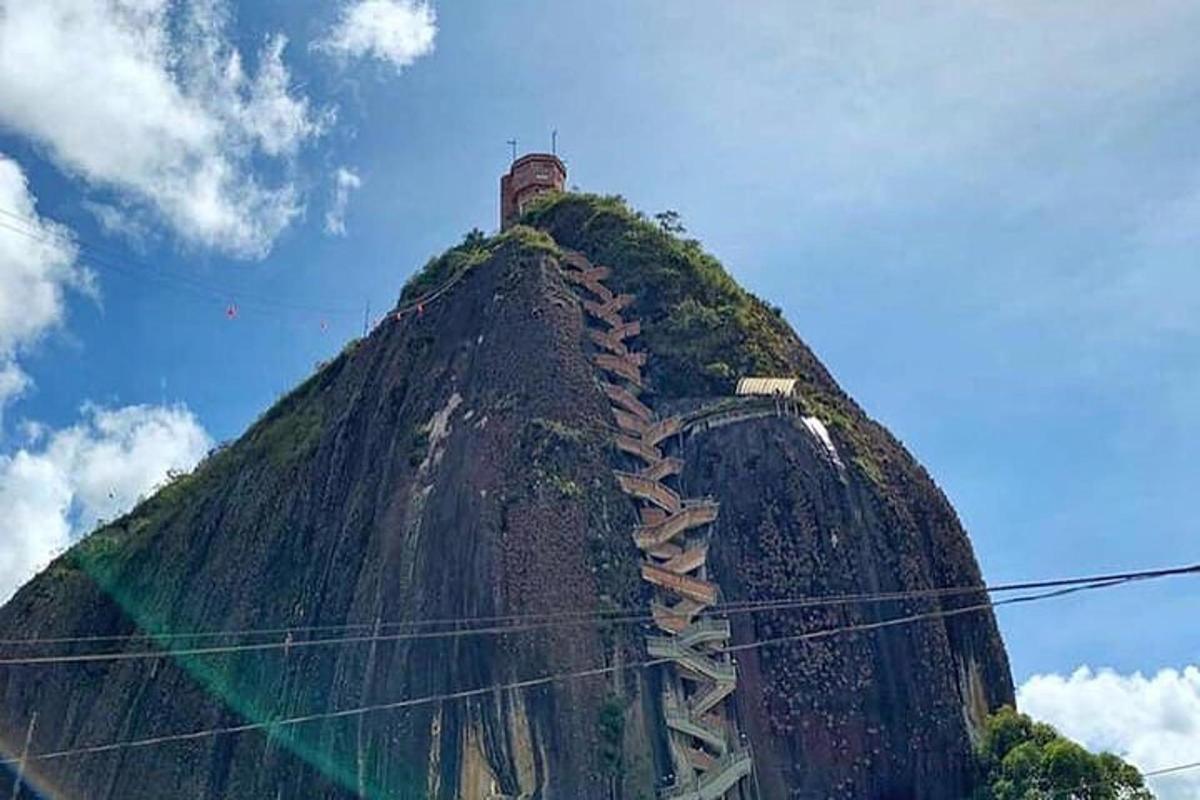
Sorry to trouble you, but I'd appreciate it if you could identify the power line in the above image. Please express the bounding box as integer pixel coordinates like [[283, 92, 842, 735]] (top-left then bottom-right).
[[0, 206, 356, 314], [0, 212, 356, 315], [0, 561, 1194, 654], [0, 590, 985, 665], [0, 577, 1147, 673], [0, 206, 457, 319], [0, 207, 200, 286], [0, 217, 229, 304], [0, 579, 1141, 766], [0, 586, 948, 649], [1145, 761, 1200, 779], [0, 584, 988, 647], [1041, 758, 1200, 798]]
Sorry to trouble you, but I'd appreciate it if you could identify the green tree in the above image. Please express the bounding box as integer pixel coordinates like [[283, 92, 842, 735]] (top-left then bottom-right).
[[461, 227, 487, 248], [975, 707, 1153, 799], [654, 209, 686, 234]]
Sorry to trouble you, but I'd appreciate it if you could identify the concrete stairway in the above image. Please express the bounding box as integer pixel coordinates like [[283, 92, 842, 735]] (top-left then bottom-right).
[[664, 750, 755, 800], [646, 637, 737, 684], [557, 249, 753, 798], [633, 503, 720, 550]]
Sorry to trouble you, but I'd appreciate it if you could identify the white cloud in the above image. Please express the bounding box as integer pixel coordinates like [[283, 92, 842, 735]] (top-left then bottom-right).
[[0, 153, 89, 414], [317, 0, 437, 71], [0, 364, 31, 411], [82, 200, 153, 249], [0, 1, 328, 259], [324, 166, 363, 236], [0, 403, 212, 602], [1019, 665, 1200, 800]]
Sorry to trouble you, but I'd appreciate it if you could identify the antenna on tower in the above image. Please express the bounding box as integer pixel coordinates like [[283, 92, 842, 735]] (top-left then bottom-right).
[[551, 129, 558, 155], [506, 138, 518, 162]]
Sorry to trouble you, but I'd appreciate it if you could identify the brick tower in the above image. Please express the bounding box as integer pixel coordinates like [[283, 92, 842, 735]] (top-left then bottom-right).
[[500, 153, 566, 228]]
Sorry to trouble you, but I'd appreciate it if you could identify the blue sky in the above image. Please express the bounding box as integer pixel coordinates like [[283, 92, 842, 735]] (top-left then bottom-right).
[[0, 1, 1197, 791]]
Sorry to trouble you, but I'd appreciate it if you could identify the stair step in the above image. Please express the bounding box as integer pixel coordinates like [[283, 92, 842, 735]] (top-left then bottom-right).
[[614, 434, 661, 465], [615, 471, 682, 514], [663, 750, 754, 800], [593, 352, 642, 386], [583, 294, 635, 327], [642, 563, 718, 605], [641, 506, 666, 525], [633, 502, 719, 549], [659, 542, 708, 575], [610, 318, 641, 340], [639, 456, 684, 482], [647, 637, 736, 683], [642, 416, 682, 446], [652, 599, 705, 634], [613, 407, 648, 437], [600, 381, 652, 421], [689, 678, 737, 717], [674, 618, 731, 649], [661, 706, 729, 754], [649, 542, 682, 559]]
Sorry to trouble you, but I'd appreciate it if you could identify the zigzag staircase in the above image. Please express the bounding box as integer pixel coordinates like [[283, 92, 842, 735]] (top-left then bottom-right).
[[559, 250, 753, 798]]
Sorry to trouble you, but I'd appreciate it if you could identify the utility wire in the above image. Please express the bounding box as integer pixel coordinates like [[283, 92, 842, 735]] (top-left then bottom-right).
[[0, 562, 1194, 654], [0, 589, 999, 665], [0, 579, 1140, 765], [1041, 758, 1200, 797], [0, 208, 211, 288], [1144, 761, 1200, 779], [0, 586, 977, 649], [0, 207, 465, 319], [0, 207, 356, 314], [0, 217, 236, 305], [0, 213, 358, 316], [0, 578, 1152, 668]]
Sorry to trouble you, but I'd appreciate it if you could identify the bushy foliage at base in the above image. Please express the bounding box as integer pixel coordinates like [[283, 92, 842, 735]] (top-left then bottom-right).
[[974, 707, 1153, 800]]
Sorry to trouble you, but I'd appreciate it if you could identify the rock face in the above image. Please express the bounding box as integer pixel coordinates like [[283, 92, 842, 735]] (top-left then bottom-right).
[[0, 195, 1012, 799]]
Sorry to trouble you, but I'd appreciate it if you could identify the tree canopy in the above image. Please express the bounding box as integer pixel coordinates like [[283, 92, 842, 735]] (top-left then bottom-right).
[[975, 707, 1153, 800]]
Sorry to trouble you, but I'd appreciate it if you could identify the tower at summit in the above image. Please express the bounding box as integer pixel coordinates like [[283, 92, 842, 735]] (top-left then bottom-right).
[[500, 153, 566, 228]]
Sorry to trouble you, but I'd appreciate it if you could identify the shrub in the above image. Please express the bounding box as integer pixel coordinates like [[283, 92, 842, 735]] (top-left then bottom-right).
[[974, 707, 1153, 799]]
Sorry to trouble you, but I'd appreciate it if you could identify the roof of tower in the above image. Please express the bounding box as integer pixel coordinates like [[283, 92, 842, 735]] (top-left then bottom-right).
[[508, 152, 566, 173]]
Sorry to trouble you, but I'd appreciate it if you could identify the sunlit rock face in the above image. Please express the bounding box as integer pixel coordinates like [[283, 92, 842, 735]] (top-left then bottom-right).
[[0, 195, 1011, 799]]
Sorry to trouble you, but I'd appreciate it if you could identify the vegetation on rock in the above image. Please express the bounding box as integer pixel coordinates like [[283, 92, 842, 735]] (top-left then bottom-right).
[[399, 224, 559, 304], [524, 193, 797, 400]]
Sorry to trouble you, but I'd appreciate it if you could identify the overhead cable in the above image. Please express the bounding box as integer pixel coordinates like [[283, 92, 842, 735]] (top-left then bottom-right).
[[0, 561, 1193, 656], [0, 206, 469, 319], [0, 578, 1155, 764]]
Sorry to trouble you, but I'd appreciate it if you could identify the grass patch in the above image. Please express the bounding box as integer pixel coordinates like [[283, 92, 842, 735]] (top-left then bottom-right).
[[399, 228, 494, 303], [522, 194, 797, 397], [247, 402, 325, 470]]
